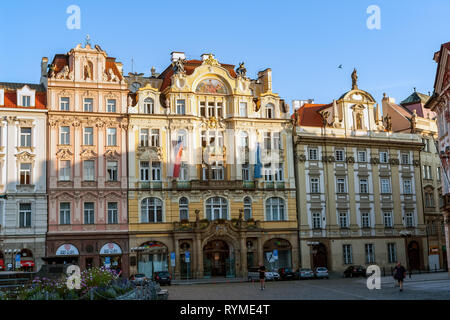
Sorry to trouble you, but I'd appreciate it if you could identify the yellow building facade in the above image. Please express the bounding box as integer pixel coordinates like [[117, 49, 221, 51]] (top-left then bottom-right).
[[126, 53, 297, 279]]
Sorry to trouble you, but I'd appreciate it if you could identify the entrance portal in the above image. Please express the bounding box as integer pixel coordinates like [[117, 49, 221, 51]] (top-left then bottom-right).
[[408, 241, 421, 270], [203, 240, 230, 277], [312, 243, 328, 269]]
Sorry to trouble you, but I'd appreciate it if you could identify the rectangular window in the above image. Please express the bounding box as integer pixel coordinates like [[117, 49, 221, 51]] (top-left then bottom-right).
[[425, 192, 435, 207], [60, 202, 71, 225], [274, 163, 284, 181], [107, 161, 118, 181], [343, 244, 353, 264], [383, 211, 393, 228], [401, 153, 410, 165], [309, 148, 318, 160], [380, 178, 391, 194], [312, 212, 322, 229], [422, 138, 430, 152], [263, 163, 272, 182], [217, 102, 223, 118], [361, 212, 371, 228], [242, 163, 250, 181], [200, 102, 206, 117], [310, 177, 320, 193], [84, 127, 94, 145], [60, 97, 70, 111], [140, 129, 149, 147], [335, 149, 344, 162], [20, 127, 32, 147], [212, 162, 224, 180], [20, 163, 31, 185], [405, 212, 414, 228], [84, 98, 93, 112], [365, 244, 375, 263], [107, 128, 117, 146], [152, 162, 161, 181], [403, 179, 412, 194], [60, 126, 70, 145], [140, 161, 149, 181], [22, 95, 31, 107], [176, 99, 186, 115], [83, 160, 95, 181], [239, 102, 247, 117], [273, 132, 281, 150], [151, 129, 160, 147], [437, 167, 442, 181], [107, 99, 116, 113], [180, 162, 189, 181], [264, 132, 271, 150], [339, 212, 349, 228], [379, 151, 388, 163], [208, 102, 215, 117], [336, 178, 346, 193], [388, 243, 397, 263], [359, 179, 368, 194], [19, 203, 32, 228], [357, 150, 367, 162], [59, 160, 71, 181], [107, 202, 118, 224], [84, 202, 95, 225]]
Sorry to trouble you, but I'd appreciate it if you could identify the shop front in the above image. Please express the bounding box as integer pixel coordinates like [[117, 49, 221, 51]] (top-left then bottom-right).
[[99, 242, 123, 273], [134, 241, 169, 279], [263, 238, 292, 271], [54, 244, 80, 265]]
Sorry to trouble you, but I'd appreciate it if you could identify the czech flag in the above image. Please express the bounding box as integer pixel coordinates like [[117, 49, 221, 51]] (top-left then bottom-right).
[[172, 140, 183, 178]]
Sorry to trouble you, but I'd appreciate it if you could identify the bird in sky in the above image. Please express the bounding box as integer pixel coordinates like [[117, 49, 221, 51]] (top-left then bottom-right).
[[338, 64, 343, 69]]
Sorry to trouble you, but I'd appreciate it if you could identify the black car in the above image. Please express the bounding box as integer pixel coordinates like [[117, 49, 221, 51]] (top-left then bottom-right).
[[344, 265, 367, 278], [154, 271, 172, 285], [278, 267, 296, 280]]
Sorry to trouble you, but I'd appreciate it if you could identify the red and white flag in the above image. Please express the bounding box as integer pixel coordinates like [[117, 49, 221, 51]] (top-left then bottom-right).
[[172, 140, 183, 178]]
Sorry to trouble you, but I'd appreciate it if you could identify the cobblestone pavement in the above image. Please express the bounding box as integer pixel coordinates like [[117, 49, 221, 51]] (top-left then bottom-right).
[[167, 273, 450, 300]]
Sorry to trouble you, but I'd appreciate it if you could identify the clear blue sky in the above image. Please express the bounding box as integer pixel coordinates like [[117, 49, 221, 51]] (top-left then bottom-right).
[[0, 0, 449, 110]]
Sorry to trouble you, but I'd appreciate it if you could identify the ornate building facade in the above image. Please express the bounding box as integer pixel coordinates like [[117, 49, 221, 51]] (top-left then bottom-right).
[[44, 44, 130, 275], [425, 41, 450, 275], [293, 71, 427, 273], [0, 82, 47, 271], [126, 52, 297, 279]]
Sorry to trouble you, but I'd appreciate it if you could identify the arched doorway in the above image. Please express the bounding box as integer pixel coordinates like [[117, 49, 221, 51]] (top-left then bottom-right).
[[99, 243, 123, 273], [263, 238, 292, 271], [312, 243, 328, 269], [203, 240, 231, 277], [408, 241, 421, 270], [136, 241, 169, 279]]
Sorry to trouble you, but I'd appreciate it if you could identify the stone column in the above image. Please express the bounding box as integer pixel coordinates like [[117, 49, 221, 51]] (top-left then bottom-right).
[[240, 235, 247, 278], [174, 237, 180, 279], [257, 237, 263, 265], [196, 235, 203, 278]]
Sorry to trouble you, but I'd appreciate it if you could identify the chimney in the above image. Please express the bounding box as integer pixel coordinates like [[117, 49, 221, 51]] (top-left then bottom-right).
[[40, 57, 48, 87], [257, 68, 272, 93], [382, 93, 395, 103], [171, 52, 186, 62]]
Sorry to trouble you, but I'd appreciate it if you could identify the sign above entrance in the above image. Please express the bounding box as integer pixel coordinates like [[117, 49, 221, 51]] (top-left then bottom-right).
[[100, 243, 122, 255], [307, 241, 320, 245], [185, 251, 190, 263], [171, 252, 176, 267], [56, 244, 79, 256]]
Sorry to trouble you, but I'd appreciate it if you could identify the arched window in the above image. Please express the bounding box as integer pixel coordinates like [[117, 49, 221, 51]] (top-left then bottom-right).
[[179, 197, 189, 221], [244, 197, 252, 220], [265, 103, 275, 119], [265, 197, 285, 221], [143, 98, 154, 114], [206, 197, 228, 220], [141, 197, 163, 223]]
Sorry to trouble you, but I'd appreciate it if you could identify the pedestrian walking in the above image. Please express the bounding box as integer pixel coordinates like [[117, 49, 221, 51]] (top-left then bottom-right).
[[393, 261, 406, 292], [258, 263, 266, 290]]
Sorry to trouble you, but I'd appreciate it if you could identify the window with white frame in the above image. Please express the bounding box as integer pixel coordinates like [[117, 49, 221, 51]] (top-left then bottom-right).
[[379, 151, 388, 163], [401, 153, 410, 165], [152, 162, 161, 181], [310, 177, 320, 193], [206, 197, 228, 220], [405, 212, 414, 228], [425, 192, 435, 207], [140, 129, 149, 147], [151, 129, 160, 147], [263, 163, 272, 182], [380, 178, 391, 194], [83, 98, 93, 112], [388, 243, 397, 263], [239, 102, 248, 117], [20, 127, 32, 147], [83, 160, 95, 181], [20, 163, 32, 185], [59, 160, 71, 181], [265, 197, 285, 221], [242, 163, 250, 181], [60, 97, 70, 111], [403, 179, 412, 194], [22, 95, 31, 107], [312, 212, 322, 229], [309, 148, 318, 160], [199, 101, 206, 117], [274, 163, 284, 181], [107, 99, 116, 113], [143, 98, 154, 114], [211, 161, 224, 180], [140, 161, 149, 181], [383, 211, 393, 228], [244, 197, 252, 220], [263, 132, 271, 150], [335, 149, 345, 161], [265, 104, 274, 119], [107, 202, 118, 224], [107, 128, 117, 146], [336, 177, 346, 193], [179, 197, 189, 221], [84, 127, 94, 145], [358, 150, 367, 162], [273, 132, 281, 150], [437, 167, 442, 181], [365, 244, 375, 263], [422, 138, 430, 152], [60, 126, 70, 145], [60, 202, 71, 225], [361, 212, 371, 228], [423, 165, 433, 179], [339, 212, 349, 228], [359, 178, 368, 194], [107, 161, 118, 181], [19, 203, 32, 228], [179, 162, 189, 181], [84, 202, 95, 224], [176, 99, 186, 115], [177, 130, 187, 148], [240, 131, 249, 149], [343, 244, 353, 264]]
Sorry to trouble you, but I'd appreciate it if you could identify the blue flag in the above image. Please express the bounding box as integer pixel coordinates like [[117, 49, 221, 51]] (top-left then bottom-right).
[[254, 142, 262, 178]]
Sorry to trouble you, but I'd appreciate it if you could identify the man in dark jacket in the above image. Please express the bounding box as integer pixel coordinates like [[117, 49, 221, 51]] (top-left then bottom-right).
[[393, 261, 406, 292]]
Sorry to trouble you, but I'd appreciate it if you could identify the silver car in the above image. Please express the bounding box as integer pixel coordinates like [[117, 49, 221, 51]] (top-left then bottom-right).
[[265, 271, 280, 281], [314, 267, 329, 279]]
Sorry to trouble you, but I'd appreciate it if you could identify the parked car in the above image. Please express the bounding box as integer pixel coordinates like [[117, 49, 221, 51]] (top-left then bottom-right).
[[154, 271, 172, 285], [314, 267, 329, 279], [297, 268, 315, 280], [0, 259, 5, 271], [265, 271, 280, 281], [343, 265, 367, 278], [129, 273, 148, 286], [278, 267, 296, 280], [247, 267, 260, 282]]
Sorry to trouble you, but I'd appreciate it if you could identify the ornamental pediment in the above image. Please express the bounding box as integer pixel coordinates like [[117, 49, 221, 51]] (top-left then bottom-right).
[[80, 148, 97, 160], [104, 148, 120, 160], [56, 148, 74, 160], [137, 146, 162, 161], [15, 151, 35, 162]]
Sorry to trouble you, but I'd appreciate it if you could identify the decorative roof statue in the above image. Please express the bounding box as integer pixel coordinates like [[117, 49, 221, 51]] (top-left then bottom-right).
[[351, 68, 358, 90], [411, 109, 417, 133], [236, 62, 247, 77], [384, 114, 392, 132], [172, 57, 185, 74]]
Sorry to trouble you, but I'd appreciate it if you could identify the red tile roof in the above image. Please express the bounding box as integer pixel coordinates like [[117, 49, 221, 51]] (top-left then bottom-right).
[[0, 83, 46, 109], [292, 103, 328, 127]]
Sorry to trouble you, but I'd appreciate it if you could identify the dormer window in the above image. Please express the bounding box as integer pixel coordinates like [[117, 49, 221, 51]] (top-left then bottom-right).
[[265, 104, 274, 119], [22, 96, 31, 107], [17, 85, 36, 107]]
